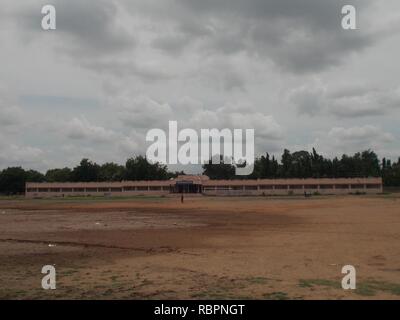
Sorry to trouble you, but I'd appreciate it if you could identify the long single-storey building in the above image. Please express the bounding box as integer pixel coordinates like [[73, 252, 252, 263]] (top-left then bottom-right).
[[25, 175, 383, 198]]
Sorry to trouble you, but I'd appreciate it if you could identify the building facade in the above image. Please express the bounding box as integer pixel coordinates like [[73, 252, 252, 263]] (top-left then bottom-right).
[[25, 176, 383, 198]]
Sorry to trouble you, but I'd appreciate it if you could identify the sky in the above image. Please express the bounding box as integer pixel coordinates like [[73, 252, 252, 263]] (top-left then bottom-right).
[[0, 0, 399, 173]]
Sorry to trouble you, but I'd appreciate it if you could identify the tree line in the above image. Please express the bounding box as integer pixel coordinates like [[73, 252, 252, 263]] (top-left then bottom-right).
[[1, 149, 400, 195], [203, 149, 399, 185], [0, 156, 182, 195]]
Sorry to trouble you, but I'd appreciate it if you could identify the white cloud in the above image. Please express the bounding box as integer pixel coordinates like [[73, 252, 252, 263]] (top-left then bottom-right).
[[117, 95, 173, 129], [328, 125, 394, 144], [290, 82, 400, 118], [63, 117, 116, 143], [0, 105, 22, 126], [0, 138, 45, 169], [308, 125, 396, 159]]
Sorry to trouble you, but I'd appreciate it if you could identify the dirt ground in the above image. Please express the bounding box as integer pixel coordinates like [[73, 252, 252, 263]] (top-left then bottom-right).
[[0, 194, 399, 300]]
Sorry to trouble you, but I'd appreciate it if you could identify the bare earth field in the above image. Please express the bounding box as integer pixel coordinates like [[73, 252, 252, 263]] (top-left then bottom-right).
[[0, 194, 399, 300]]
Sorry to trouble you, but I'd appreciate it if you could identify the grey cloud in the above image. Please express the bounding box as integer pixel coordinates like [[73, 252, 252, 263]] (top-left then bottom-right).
[[152, 33, 191, 55], [0, 105, 22, 127], [150, 0, 375, 73], [306, 125, 396, 159], [117, 95, 173, 129], [290, 82, 400, 118], [82, 59, 174, 80], [193, 58, 246, 91], [288, 83, 327, 116], [56, 0, 134, 55], [177, 0, 342, 27], [2, 1, 399, 170], [328, 125, 394, 143], [0, 138, 45, 169], [14, 0, 377, 77], [112, 93, 284, 143], [62, 117, 117, 143], [20, 0, 134, 56], [0, 89, 24, 131]]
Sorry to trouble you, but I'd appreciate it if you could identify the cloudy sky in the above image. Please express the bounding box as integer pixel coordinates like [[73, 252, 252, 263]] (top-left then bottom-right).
[[0, 0, 399, 172]]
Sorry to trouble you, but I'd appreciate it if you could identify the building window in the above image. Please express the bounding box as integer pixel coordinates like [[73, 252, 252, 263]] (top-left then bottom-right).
[[27, 188, 38, 192], [123, 186, 135, 191], [149, 186, 162, 191], [289, 185, 303, 189], [260, 185, 273, 190], [203, 187, 215, 191], [335, 184, 349, 189], [61, 188, 73, 192], [212, 186, 225, 190], [110, 188, 122, 192], [74, 188, 85, 192], [304, 185, 318, 189], [320, 185, 333, 189], [244, 186, 258, 190], [274, 185, 288, 190], [366, 184, 381, 189], [137, 186, 148, 191], [50, 188, 60, 192], [351, 184, 365, 189], [86, 188, 98, 192], [98, 188, 110, 192]]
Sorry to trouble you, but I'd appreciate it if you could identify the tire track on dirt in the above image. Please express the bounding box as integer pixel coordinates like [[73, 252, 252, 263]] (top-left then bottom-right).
[[0, 238, 176, 254]]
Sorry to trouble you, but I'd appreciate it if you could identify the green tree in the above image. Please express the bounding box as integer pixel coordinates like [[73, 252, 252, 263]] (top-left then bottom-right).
[[45, 168, 73, 182], [72, 159, 100, 182], [98, 163, 125, 181], [280, 149, 292, 178], [26, 170, 46, 182], [125, 156, 169, 181], [0, 167, 27, 194], [202, 155, 236, 180]]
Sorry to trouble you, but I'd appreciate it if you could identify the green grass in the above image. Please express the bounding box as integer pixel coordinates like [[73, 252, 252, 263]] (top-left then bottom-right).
[[263, 291, 289, 300], [0, 195, 25, 201], [356, 280, 400, 297], [298, 279, 341, 289], [299, 278, 400, 297], [190, 290, 253, 300], [245, 276, 270, 285], [60, 269, 79, 276]]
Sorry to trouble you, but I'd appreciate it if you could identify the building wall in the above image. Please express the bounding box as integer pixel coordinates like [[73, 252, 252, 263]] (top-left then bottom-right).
[[25, 177, 383, 198], [25, 181, 172, 198], [202, 178, 382, 196]]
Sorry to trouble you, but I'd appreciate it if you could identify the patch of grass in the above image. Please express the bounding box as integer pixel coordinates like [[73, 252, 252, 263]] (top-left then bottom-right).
[[191, 290, 252, 300], [61, 269, 79, 276], [136, 279, 153, 288], [110, 275, 119, 282], [355, 283, 376, 296], [102, 289, 114, 296], [191, 291, 229, 299], [299, 278, 400, 297], [245, 276, 269, 285], [299, 279, 341, 289], [263, 291, 289, 300], [356, 280, 400, 297]]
